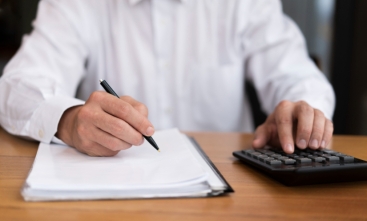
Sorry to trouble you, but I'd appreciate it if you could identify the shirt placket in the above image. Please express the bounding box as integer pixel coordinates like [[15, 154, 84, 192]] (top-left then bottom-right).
[[152, 0, 174, 129]]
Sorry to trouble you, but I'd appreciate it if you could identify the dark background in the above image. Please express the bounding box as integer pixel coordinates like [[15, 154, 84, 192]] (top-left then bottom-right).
[[0, 0, 366, 135]]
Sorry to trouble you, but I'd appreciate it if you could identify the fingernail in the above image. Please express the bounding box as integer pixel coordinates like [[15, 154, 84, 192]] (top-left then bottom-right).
[[285, 143, 293, 153], [321, 140, 326, 148], [298, 139, 307, 148], [146, 126, 154, 136], [311, 139, 318, 148]]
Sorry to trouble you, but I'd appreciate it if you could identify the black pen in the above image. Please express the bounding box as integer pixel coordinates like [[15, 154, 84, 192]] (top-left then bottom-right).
[[99, 79, 160, 152]]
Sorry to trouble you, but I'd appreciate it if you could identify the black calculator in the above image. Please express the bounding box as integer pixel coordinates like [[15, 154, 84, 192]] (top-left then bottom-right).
[[233, 148, 367, 186]]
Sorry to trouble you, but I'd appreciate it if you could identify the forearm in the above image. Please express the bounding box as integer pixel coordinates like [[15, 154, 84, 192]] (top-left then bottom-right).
[[0, 73, 84, 142]]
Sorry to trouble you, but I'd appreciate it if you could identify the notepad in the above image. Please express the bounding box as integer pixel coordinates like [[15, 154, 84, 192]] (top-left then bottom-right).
[[22, 128, 233, 201]]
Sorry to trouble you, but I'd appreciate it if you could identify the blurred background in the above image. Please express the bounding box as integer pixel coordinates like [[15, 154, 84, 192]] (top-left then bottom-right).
[[0, 0, 366, 135]]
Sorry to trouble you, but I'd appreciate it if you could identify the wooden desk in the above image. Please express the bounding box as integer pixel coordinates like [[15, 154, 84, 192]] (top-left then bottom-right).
[[1, 127, 367, 221]]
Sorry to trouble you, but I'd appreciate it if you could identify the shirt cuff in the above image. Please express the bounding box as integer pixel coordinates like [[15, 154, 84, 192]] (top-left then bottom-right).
[[29, 95, 85, 143], [51, 136, 67, 145]]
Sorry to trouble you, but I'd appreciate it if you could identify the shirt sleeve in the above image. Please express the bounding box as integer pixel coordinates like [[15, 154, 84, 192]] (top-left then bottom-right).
[[0, 0, 88, 143], [241, 0, 335, 120]]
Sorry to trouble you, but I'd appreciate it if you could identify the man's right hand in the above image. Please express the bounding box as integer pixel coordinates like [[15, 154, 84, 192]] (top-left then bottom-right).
[[56, 91, 154, 157]]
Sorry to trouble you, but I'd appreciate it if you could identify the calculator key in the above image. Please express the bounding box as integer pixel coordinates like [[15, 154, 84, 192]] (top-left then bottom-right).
[[242, 150, 255, 156], [322, 150, 337, 154], [270, 154, 282, 158], [332, 153, 344, 157], [256, 149, 268, 154], [324, 156, 340, 162], [253, 154, 265, 159], [257, 155, 269, 161], [309, 156, 325, 163], [281, 159, 296, 165], [264, 151, 275, 155], [251, 152, 262, 156], [300, 152, 309, 157], [266, 160, 282, 165], [262, 157, 275, 162], [278, 156, 290, 160], [340, 155, 354, 163], [296, 158, 312, 163]]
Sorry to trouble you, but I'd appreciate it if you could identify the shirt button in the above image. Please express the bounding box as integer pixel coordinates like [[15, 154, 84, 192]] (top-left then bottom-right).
[[38, 129, 44, 138]]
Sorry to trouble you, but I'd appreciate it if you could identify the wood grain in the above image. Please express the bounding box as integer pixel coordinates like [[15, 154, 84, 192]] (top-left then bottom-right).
[[1, 127, 367, 221]]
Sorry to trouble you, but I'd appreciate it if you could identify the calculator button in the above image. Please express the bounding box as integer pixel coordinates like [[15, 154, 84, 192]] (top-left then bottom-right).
[[253, 154, 264, 159], [322, 150, 337, 154], [309, 156, 326, 163], [296, 158, 312, 163], [262, 157, 275, 162], [256, 149, 268, 154], [242, 150, 255, 156], [323, 156, 340, 162], [281, 159, 296, 165], [270, 154, 282, 158], [332, 153, 344, 157], [264, 151, 275, 155], [278, 156, 289, 160], [251, 152, 262, 156], [266, 160, 282, 165], [340, 156, 354, 163], [257, 155, 269, 161]]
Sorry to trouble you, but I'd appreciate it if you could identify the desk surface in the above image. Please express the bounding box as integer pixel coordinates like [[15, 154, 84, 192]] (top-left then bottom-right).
[[1, 127, 367, 221]]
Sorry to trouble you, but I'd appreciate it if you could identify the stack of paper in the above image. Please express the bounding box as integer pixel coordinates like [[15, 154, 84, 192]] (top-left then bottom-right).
[[22, 129, 232, 201]]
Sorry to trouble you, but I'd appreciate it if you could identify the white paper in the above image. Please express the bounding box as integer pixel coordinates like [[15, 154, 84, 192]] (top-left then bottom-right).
[[22, 129, 225, 201]]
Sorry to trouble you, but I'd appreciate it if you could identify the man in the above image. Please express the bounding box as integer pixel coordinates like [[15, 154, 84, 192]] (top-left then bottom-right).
[[0, 0, 335, 156]]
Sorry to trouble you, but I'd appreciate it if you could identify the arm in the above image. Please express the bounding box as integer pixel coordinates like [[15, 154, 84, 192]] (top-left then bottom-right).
[[0, 0, 87, 143], [241, 0, 335, 153], [0, 0, 154, 156]]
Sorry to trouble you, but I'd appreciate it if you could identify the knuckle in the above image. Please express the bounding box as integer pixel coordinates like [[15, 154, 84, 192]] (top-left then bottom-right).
[[89, 91, 103, 102], [121, 95, 132, 101], [298, 102, 313, 114], [76, 125, 86, 136], [314, 109, 325, 118], [277, 100, 292, 109], [119, 103, 131, 119], [136, 103, 148, 116], [277, 117, 292, 125], [78, 107, 93, 121], [299, 126, 312, 135], [312, 125, 324, 136]]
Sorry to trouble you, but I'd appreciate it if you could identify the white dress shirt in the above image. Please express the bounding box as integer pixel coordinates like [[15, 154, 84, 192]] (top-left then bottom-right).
[[0, 0, 335, 143]]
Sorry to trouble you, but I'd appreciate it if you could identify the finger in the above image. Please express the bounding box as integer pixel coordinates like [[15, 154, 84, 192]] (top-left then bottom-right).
[[295, 101, 314, 149], [99, 93, 154, 136], [252, 124, 272, 148], [120, 96, 149, 117], [89, 127, 134, 151], [321, 119, 334, 148], [308, 109, 325, 149], [275, 101, 295, 154], [92, 111, 144, 146], [76, 140, 120, 157]]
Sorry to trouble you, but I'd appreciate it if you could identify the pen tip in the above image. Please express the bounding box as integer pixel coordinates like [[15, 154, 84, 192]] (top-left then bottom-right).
[[158, 149, 161, 152], [99, 79, 104, 83]]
